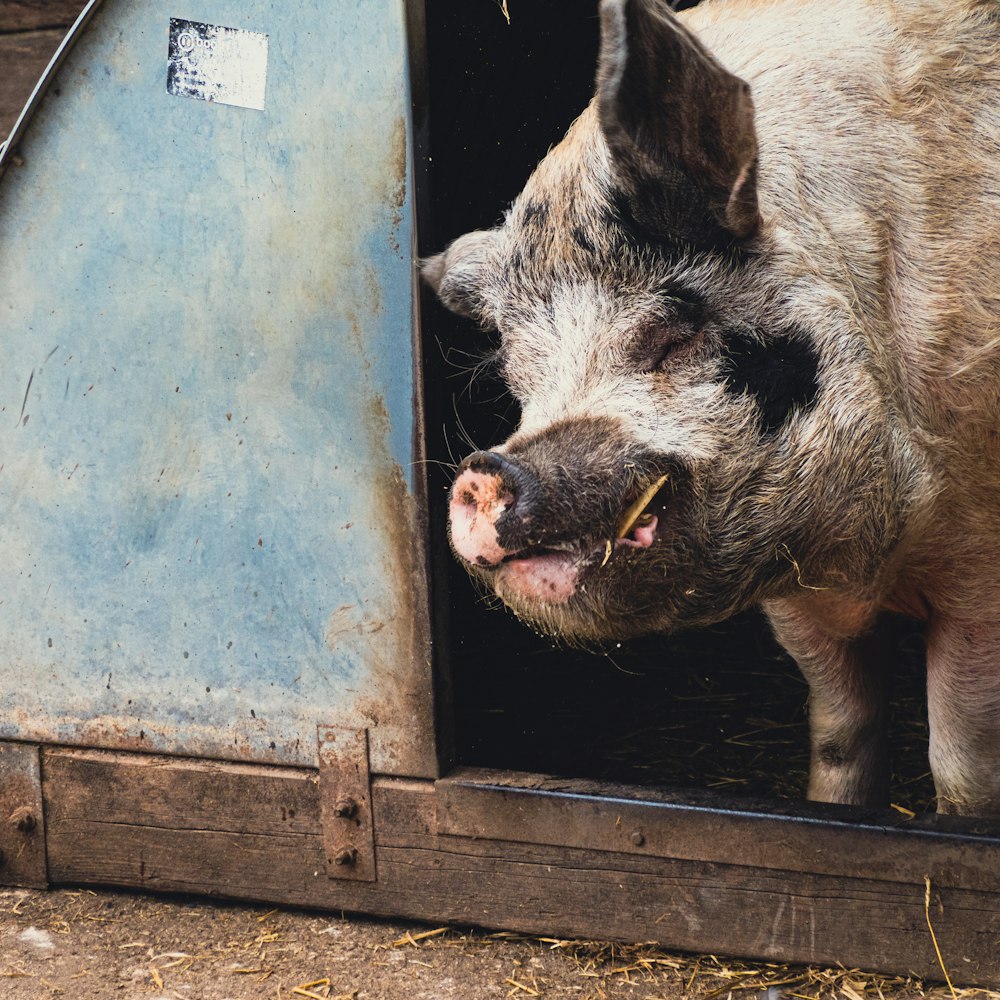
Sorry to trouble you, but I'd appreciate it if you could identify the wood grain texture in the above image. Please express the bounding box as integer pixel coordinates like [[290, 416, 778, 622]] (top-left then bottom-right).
[[0, 0, 84, 32], [40, 747, 1000, 985], [437, 766, 1000, 892], [0, 742, 48, 888], [0, 1, 86, 141], [0, 29, 63, 141]]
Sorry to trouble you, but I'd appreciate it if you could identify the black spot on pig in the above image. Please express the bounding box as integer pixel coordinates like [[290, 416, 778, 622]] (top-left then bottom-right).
[[660, 285, 707, 327], [604, 186, 691, 262], [616, 177, 731, 252], [604, 184, 755, 271], [520, 199, 550, 229], [720, 328, 820, 436]]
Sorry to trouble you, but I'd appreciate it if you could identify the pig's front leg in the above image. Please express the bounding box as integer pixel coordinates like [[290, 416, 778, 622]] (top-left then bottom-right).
[[926, 618, 1000, 817], [764, 600, 891, 808]]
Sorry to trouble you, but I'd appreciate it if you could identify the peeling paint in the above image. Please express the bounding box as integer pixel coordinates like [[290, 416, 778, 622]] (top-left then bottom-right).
[[166, 18, 269, 112]]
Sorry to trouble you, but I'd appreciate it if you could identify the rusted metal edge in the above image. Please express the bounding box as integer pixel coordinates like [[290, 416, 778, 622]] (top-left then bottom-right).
[[317, 727, 376, 882], [435, 766, 1000, 893], [404, 0, 456, 781], [0, 0, 104, 176], [0, 741, 49, 888]]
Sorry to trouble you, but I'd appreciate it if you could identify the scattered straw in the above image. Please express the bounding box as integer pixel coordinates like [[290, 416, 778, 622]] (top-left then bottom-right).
[[390, 926, 449, 948], [290, 977, 357, 1000], [1, 966, 32, 978], [151, 952, 194, 969], [702, 974, 806, 998], [925, 876, 958, 999], [6, 888, 999, 998], [292, 980, 331, 1000], [840, 981, 866, 1000], [543, 939, 987, 1000], [497, 0, 510, 24], [505, 976, 540, 995], [539, 937, 571, 949], [686, 958, 702, 991]]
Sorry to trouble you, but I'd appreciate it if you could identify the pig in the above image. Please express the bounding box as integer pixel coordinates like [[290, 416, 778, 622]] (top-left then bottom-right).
[[423, 0, 1000, 817]]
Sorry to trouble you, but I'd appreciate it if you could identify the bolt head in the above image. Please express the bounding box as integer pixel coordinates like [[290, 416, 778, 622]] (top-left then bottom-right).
[[333, 797, 358, 819], [630, 830, 645, 847], [332, 846, 358, 867]]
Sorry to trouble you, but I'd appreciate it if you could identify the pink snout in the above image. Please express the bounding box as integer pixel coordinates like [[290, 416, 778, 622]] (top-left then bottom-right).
[[449, 450, 542, 567], [449, 464, 514, 566]]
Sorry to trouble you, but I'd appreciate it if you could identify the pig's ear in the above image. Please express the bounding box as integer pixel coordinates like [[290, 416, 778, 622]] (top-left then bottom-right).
[[421, 230, 498, 323], [596, 0, 759, 241]]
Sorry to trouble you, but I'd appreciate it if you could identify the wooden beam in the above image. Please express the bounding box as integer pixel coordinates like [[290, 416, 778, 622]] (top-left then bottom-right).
[[0, 742, 48, 887], [0, 29, 64, 142], [436, 766, 1000, 891], [0, 1, 84, 34], [40, 747, 1000, 985], [0, 0, 86, 35]]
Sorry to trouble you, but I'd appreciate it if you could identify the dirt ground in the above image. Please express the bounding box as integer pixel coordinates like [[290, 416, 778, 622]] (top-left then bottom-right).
[[1, 887, 996, 1000]]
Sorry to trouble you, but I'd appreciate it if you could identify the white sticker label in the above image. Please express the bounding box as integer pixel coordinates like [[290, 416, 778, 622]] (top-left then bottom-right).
[[167, 18, 268, 111]]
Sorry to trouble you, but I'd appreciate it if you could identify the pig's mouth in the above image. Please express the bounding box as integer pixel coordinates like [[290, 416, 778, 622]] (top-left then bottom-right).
[[493, 475, 671, 608]]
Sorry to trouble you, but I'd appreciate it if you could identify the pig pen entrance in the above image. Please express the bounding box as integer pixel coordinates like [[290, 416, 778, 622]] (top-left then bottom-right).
[[446, 597, 935, 812], [420, 1, 936, 816]]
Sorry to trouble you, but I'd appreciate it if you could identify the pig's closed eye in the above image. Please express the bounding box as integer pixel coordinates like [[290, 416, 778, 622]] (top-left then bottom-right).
[[635, 289, 705, 372], [646, 338, 686, 372], [635, 324, 696, 373]]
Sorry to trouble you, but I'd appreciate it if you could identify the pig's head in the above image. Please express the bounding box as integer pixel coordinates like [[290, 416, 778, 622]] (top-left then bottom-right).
[[424, 0, 914, 642]]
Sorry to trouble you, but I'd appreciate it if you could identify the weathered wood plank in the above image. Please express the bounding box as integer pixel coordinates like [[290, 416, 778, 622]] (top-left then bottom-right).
[[0, 28, 64, 141], [0, 742, 48, 887], [437, 766, 1000, 892], [39, 747, 1000, 985], [0, 0, 84, 33]]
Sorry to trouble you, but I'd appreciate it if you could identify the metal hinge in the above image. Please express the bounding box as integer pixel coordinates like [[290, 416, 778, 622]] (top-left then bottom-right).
[[316, 726, 376, 882], [0, 742, 48, 888]]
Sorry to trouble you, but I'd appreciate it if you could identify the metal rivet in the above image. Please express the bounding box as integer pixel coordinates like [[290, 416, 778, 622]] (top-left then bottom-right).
[[332, 846, 358, 867], [9, 807, 36, 833], [630, 831, 645, 847], [333, 797, 358, 819]]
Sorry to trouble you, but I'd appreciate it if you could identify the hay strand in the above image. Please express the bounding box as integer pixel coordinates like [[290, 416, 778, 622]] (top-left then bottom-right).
[[924, 876, 958, 999]]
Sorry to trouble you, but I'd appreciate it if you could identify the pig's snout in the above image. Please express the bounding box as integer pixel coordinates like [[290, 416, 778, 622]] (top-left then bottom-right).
[[449, 451, 541, 567]]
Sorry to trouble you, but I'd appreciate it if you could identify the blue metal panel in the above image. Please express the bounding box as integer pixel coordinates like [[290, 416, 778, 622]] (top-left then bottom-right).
[[0, 0, 437, 775]]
